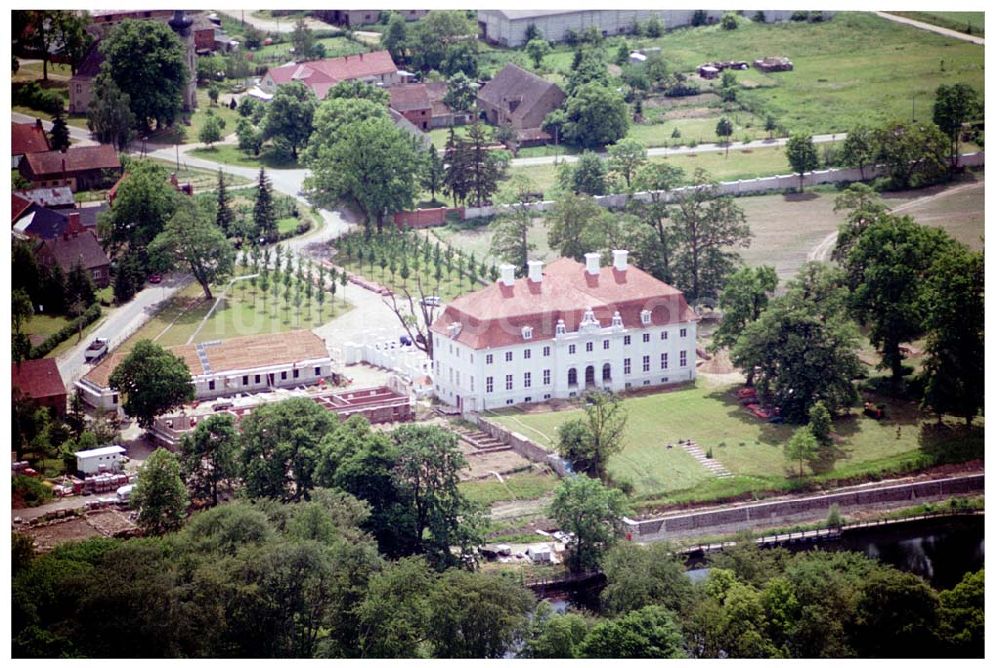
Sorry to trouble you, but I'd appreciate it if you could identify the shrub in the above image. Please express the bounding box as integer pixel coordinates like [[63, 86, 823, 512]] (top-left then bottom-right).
[[790, 11, 810, 22], [13, 81, 65, 114], [12, 475, 54, 508], [721, 13, 739, 30], [691, 10, 709, 27], [826, 503, 844, 529], [29, 304, 102, 359]]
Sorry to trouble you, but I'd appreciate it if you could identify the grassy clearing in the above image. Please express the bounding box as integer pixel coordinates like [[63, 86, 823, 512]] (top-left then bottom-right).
[[120, 271, 350, 351], [488, 379, 983, 501], [148, 159, 252, 190], [530, 12, 983, 136], [459, 471, 560, 506], [889, 11, 984, 36], [189, 143, 299, 169]]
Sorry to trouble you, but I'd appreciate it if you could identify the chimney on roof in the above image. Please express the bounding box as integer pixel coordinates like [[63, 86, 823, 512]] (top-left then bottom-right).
[[612, 249, 629, 272], [527, 260, 543, 284], [499, 264, 516, 287], [67, 211, 81, 235], [585, 252, 601, 276]]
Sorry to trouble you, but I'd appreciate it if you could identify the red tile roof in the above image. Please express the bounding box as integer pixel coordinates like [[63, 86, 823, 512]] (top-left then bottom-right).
[[22, 145, 121, 177], [431, 257, 697, 350], [12, 193, 33, 223], [266, 50, 398, 98], [388, 83, 431, 113], [39, 232, 110, 272], [12, 358, 67, 401], [11, 121, 51, 156]]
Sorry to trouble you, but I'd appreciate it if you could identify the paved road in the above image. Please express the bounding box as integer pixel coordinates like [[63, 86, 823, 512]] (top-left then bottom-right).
[[12, 110, 97, 147], [875, 11, 984, 45], [509, 133, 843, 167], [215, 9, 331, 34], [56, 273, 193, 384]]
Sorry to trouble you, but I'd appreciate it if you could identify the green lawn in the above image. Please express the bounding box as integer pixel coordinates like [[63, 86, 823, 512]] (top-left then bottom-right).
[[487, 380, 984, 501], [459, 471, 560, 506], [120, 271, 350, 351], [532, 12, 983, 135], [189, 143, 299, 169], [890, 11, 984, 37], [148, 159, 252, 190]]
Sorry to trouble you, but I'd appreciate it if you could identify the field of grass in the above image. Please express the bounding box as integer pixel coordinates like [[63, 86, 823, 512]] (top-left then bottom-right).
[[488, 379, 984, 501], [459, 471, 560, 506], [532, 13, 983, 136], [890, 11, 984, 37], [189, 143, 299, 169], [120, 270, 350, 351]]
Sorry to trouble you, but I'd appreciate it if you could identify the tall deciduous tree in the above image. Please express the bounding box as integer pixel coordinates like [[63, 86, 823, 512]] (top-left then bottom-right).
[[731, 276, 862, 422], [179, 413, 239, 507], [831, 182, 887, 263], [442, 71, 478, 112], [98, 159, 177, 264], [716, 117, 734, 156], [711, 265, 779, 382], [545, 192, 607, 261], [669, 170, 751, 302], [525, 37, 551, 69], [562, 151, 607, 195], [844, 213, 957, 381], [561, 82, 629, 149], [148, 197, 235, 300], [99, 19, 188, 130], [131, 448, 188, 535], [12, 289, 34, 367], [109, 340, 194, 429], [239, 397, 337, 502], [489, 174, 537, 276], [607, 137, 647, 189], [381, 13, 409, 64], [932, 83, 979, 170], [392, 424, 484, 569], [784, 427, 819, 477], [262, 81, 317, 160], [305, 112, 421, 235], [550, 475, 629, 573], [579, 606, 687, 658], [290, 18, 315, 62], [873, 121, 950, 189], [785, 133, 818, 192], [599, 542, 695, 615], [841, 125, 877, 180], [919, 248, 983, 425], [629, 162, 686, 283]]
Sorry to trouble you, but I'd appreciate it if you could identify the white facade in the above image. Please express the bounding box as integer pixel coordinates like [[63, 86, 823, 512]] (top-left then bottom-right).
[[76, 445, 126, 476], [434, 308, 696, 413]]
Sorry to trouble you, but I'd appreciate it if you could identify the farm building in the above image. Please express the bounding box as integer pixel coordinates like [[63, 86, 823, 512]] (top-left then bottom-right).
[[477, 64, 565, 145], [12, 359, 67, 417], [76, 330, 334, 411], [430, 251, 698, 413], [477, 10, 830, 47], [316, 9, 428, 27], [11, 119, 50, 168], [75, 445, 126, 476], [18, 145, 123, 192], [754, 56, 794, 72]]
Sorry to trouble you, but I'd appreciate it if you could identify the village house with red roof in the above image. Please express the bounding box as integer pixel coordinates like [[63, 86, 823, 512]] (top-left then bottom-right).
[[259, 50, 404, 100], [11, 119, 51, 168], [18, 144, 122, 192], [12, 358, 67, 417], [430, 251, 698, 412]]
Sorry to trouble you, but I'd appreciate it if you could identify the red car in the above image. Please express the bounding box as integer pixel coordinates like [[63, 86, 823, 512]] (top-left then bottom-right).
[[148, 274, 162, 284]]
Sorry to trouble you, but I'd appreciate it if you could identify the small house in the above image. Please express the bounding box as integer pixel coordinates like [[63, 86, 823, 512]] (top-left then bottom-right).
[[698, 65, 720, 79], [75, 445, 126, 476], [477, 63, 566, 143], [19, 145, 122, 192], [12, 359, 67, 417], [11, 119, 51, 168]]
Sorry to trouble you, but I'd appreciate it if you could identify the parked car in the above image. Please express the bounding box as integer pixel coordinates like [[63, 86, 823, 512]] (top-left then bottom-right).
[[148, 274, 162, 284], [420, 295, 441, 307], [84, 337, 109, 363]]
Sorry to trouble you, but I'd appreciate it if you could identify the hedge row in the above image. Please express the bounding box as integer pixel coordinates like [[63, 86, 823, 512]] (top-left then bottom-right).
[[29, 304, 102, 359]]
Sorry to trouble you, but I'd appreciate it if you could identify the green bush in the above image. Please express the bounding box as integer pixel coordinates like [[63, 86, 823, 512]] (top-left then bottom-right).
[[29, 304, 101, 359], [13, 81, 65, 114], [12, 475, 53, 508]]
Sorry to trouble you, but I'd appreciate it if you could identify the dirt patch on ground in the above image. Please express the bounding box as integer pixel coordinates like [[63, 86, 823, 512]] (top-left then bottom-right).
[[646, 92, 718, 108], [459, 443, 535, 481], [699, 348, 736, 375], [18, 510, 138, 553]]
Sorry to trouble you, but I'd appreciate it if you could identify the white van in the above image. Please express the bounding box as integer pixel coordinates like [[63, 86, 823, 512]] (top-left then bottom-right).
[[116, 484, 133, 503]]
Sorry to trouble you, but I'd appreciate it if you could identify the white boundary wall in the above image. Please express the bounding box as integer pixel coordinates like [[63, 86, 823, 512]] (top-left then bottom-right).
[[465, 152, 985, 219]]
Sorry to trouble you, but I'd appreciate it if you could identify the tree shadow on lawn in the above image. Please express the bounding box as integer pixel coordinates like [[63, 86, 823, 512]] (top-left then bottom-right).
[[918, 421, 984, 465], [781, 191, 821, 202]]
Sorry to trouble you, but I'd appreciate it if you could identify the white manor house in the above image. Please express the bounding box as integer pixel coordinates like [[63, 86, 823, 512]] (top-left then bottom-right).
[[430, 251, 698, 412]]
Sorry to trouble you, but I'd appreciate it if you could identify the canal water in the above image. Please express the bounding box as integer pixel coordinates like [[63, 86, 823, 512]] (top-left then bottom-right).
[[545, 514, 984, 612]]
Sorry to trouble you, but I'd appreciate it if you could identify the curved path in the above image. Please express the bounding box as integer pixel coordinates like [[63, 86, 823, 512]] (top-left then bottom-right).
[[875, 11, 984, 45]]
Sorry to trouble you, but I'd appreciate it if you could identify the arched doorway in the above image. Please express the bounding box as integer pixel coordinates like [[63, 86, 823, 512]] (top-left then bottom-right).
[[585, 365, 595, 387], [568, 368, 578, 386], [602, 363, 612, 383]]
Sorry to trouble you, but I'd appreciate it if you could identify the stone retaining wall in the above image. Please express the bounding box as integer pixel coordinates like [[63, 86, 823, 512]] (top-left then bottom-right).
[[626, 473, 984, 537], [474, 415, 569, 476]]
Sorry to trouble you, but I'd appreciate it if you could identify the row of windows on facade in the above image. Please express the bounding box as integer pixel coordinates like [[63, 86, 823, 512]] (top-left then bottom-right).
[[445, 328, 688, 363], [448, 351, 688, 393], [204, 366, 322, 391]]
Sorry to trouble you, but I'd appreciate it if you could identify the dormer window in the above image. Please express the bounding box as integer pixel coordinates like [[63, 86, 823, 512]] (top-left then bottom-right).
[[555, 319, 566, 335], [640, 309, 652, 325], [522, 326, 533, 340], [448, 322, 463, 338]]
